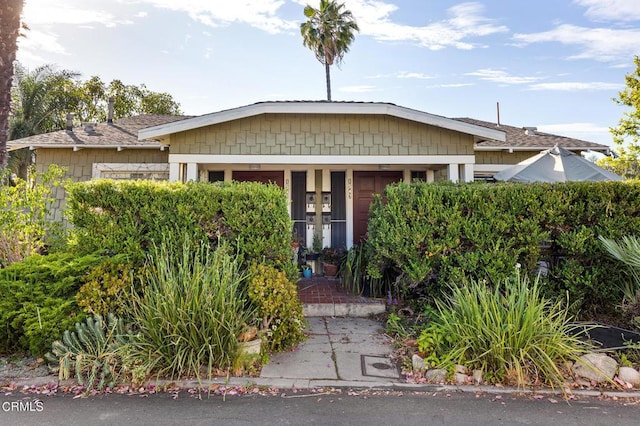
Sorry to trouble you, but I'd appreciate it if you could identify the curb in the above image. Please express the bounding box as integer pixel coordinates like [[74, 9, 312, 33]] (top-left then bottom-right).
[[5, 375, 640, 399]]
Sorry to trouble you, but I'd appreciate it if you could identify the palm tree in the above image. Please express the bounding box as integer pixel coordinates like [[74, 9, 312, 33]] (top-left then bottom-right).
[[0, 0, 24, 169], [300, 0, 359, 101]]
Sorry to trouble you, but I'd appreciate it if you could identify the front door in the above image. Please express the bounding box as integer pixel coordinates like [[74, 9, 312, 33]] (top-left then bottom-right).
[[353, 171, 403, 243], [232, 171, 284, 187]]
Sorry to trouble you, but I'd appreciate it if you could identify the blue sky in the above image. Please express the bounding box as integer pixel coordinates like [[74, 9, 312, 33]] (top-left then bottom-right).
[[16, 0, 640, 147]]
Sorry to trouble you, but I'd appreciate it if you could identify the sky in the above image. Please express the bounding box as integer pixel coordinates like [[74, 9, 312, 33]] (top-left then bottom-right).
[[15, 0, 640, 147]]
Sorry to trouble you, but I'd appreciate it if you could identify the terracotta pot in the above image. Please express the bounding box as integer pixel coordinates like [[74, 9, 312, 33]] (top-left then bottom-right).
[[323, 262, 339, 277]]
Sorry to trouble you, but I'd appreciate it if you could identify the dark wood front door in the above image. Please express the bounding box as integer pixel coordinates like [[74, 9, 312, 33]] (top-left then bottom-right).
[[232, 171, 284, 187], [353, 171, 403, 243]]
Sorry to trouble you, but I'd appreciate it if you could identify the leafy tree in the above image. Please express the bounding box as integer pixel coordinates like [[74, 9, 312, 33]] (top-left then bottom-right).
[[7, 63, 182, 176], [0, 0, 24, 169], [598, 56, 640, 178], [300, 0, 359, 101]]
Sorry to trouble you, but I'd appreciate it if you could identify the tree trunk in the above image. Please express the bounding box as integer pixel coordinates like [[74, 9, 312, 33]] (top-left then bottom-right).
[[0, 0, 24, 169], [325, 63, 332, 101]]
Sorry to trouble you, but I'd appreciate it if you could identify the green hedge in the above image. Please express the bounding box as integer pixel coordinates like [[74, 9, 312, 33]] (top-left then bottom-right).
[[367, 181, 640, 316], [0, 252, 102, 355], [66, 180, 296, 276]]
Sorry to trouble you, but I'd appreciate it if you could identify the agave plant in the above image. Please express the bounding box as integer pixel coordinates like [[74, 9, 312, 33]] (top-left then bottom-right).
[[45, 314, 129, 391]]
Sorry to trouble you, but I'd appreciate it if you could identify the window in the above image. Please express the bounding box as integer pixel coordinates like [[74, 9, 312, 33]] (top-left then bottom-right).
[[92, 163, 169, 180]]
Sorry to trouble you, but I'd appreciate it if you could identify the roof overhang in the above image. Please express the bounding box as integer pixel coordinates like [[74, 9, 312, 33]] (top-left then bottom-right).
[[474, 144, 610, 153], [7, 143, 166, 151], [139, 102, 506, 143]]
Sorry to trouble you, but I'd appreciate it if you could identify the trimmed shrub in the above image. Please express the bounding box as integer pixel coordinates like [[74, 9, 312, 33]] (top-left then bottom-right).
[[367, 181, 640, 316], [0, 252, 102, 355], [248, 263, 306, 352], [75, 256, 135, 316], [66, 180, 296, 278]]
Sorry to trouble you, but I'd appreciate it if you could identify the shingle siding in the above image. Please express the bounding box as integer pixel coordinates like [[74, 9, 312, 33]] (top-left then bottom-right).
[[170, 114, 474, 156]]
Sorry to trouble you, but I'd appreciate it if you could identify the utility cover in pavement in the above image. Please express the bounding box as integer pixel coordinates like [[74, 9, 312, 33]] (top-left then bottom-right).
[[360, 355, 400, 379]]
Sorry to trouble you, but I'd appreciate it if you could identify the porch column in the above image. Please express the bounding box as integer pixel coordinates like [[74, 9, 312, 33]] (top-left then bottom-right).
[[169, 163, 181, 182], [461, 163, 474, 183], [426, 169, 435, 183], [186, 163, 198, 182], [447, 163, 459, 183]]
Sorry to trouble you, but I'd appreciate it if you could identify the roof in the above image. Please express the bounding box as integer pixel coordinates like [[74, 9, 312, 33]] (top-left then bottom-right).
[[138, 101, 507, 143], [455, 117, 610, 152], [8, 114, 191, 149]]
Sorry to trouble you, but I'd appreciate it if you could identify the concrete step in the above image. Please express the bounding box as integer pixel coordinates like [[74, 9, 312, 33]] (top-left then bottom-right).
[[303, 301, 385, 317]]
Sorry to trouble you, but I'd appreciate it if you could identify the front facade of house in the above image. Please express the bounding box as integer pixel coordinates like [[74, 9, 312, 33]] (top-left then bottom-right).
[[9, 101, 611, 247]]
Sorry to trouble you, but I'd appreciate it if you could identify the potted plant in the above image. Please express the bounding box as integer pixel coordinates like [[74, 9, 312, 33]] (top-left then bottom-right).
[[321, 246, 345, 277], [304, 233, 322, 261], [301, 264, 313, 278]]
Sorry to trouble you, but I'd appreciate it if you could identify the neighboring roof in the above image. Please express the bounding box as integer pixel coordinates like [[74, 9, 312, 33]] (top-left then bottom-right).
[[8, 114, 191, 149], [455, 117, 610, 152], [138, 101, 507, 143]]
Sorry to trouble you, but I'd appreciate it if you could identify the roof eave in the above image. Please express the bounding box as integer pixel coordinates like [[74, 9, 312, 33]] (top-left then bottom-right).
[[474, 145, 610, 152], [7, 143, 166, 150], [138, 102, 506, 143]]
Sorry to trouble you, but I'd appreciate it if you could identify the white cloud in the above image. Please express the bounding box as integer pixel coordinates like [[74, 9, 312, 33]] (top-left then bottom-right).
[[466, 69, 541, 85], [428, 83, 474, 88], [18, 29, 69, 60], [292, 1, 508, 50], [339, 85, 377, 93], [513, 24, 640, 62], [574, 0, 640, 22], [136, 0, 296, 34], [529, 81, 621, 91], [22, 0, 129, 27], [367, 71, 434, 79]]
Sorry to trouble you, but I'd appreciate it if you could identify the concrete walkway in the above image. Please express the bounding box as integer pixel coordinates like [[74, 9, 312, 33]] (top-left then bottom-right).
[[259, 316, 399, 388]]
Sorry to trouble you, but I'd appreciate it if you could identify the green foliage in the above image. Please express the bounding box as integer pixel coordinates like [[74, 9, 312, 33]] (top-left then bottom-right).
[[75, 256, 134, 316], [45, 314, 129, 392], [367, 181, 640, 316], [597, 56, 640, 179], [416, 321, 454, 369], [248, 264, 306, 352], [10, 62, 181, 129], [340, 242, 393, 297], [0, 252, 102, 355], [419, 271, 588, 389], [66, 179, 297, 279], [300, 0, 360, 100], [0, 164, 66, 266], [125, 237, 252, 381]]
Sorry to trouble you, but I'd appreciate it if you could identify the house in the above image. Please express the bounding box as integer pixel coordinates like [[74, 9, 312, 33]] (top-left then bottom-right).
[[8, 101, 611, 248]]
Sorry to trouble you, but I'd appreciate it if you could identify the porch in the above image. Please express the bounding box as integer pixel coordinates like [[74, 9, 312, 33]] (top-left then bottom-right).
[[297, 276, 386, 317]]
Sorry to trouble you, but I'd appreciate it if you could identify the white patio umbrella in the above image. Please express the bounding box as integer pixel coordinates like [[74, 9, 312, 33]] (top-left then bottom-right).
[[493, 145, 622, 183]]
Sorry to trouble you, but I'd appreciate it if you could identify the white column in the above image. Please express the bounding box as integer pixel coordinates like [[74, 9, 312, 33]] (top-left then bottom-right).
[[321, 169, 331, 192], [321, 168, 331, 247], [169, 163, 181, 182], [186, 163, 198, 182], [403, 169, 411, 182], [346, 169, 354, 248], [426, 169, 435, 183], [306, 168, 315, 192], [224, 169, 232, 183], [461, 163, 474, 182], [447, 163, 459, 183], [284, 169, 292, 217]]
